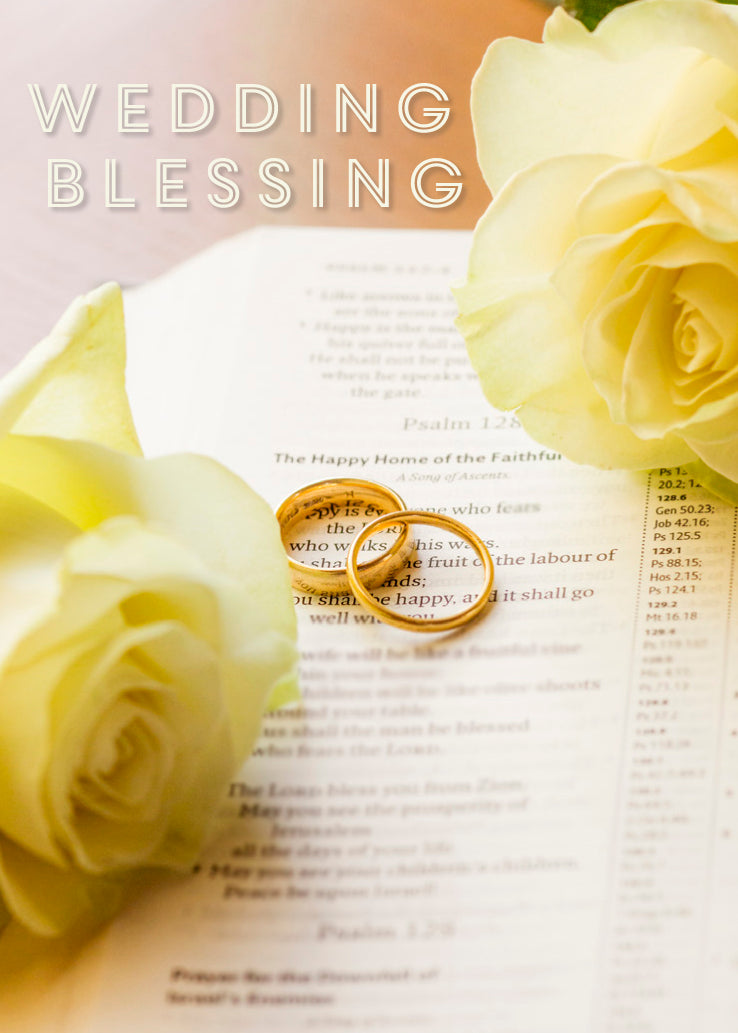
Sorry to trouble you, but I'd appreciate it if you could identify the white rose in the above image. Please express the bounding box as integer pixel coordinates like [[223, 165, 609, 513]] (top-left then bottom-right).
[[455, 0, 738, 500], [0, 284, 297, 936]]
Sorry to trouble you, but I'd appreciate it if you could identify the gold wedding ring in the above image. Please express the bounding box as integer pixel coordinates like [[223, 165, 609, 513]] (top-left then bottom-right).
[[347, 510, 494, 633], [276, 478, 412, 594]]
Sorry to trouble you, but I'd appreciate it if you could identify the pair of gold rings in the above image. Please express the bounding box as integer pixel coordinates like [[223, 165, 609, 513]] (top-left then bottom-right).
[[276, 478, 494, 633]]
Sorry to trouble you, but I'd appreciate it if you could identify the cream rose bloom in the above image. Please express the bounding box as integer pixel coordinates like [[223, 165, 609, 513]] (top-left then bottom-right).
[[456, 0, 738, 500], [0, 284, 297, 937]]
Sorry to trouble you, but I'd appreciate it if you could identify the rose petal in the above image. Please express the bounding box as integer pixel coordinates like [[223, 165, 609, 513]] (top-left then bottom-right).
[[517, 368, 695, 470], [675, 402, 738, 445], [472, 4, 717, 195], [458, 288, 582, 411], [0, 834, 120, 938], [0, 484, 77, 669], [0, 285, 140, 456], [685, 458, 738, 504], [0, 643, 95, 866], [455, 154, 618, 409], [5, 517, 220, 672], [588, 0, 738, 70], [575, 162, 738, 244], [680, 431, 738, 483], [460, 153, 619, 297], [615, 266, 679, 433], [675, 157, 738, 234], [574, 250, 673, 420], [648, 51, 738, 169]]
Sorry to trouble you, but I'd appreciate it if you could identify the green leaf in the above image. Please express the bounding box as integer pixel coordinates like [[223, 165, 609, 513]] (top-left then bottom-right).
[[562, 0, 632, 31], [563, 0, 738, 31]]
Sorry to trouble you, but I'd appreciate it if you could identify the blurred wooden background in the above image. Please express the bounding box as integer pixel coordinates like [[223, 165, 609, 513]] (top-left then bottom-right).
[[0, 0, 548, 363]]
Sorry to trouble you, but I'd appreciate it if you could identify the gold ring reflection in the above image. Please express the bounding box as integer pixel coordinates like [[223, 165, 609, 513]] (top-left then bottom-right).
[[276, 478, 411, 594]]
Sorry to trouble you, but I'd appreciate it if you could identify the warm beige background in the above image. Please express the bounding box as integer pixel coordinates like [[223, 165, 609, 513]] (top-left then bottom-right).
[[1, 0, 548, 365]]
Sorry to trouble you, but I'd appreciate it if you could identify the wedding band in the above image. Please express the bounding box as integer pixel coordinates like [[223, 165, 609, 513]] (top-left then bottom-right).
[[346, 510, 494, 633], [276, 478, 411, 594]]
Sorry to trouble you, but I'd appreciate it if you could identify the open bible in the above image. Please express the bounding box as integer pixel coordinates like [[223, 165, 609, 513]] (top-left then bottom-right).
[[31, 227, 738, 1032]]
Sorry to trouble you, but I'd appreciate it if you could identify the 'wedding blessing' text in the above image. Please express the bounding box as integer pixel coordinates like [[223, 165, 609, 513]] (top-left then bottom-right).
[[30, 83, 464, 211]]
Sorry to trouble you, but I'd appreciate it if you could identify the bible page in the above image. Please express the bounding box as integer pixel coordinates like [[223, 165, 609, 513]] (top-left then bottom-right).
[[50, 226, 738, 1033]]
